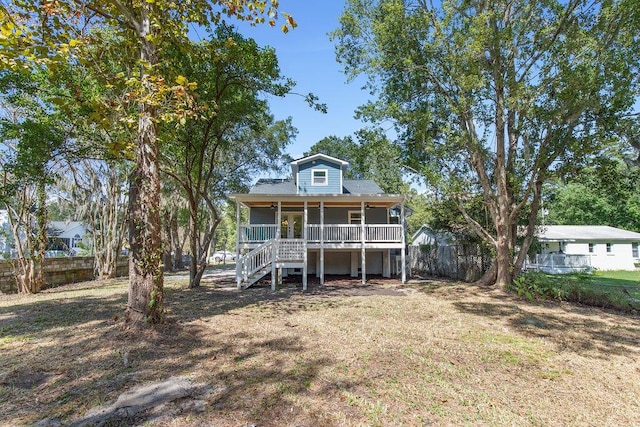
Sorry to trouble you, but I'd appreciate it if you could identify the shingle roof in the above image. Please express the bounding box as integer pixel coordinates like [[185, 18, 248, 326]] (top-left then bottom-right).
[[537, 225, 640, 241], [249, 178, 385, 195], [343, 180, 384, 194], [249, 179, 297, 194]]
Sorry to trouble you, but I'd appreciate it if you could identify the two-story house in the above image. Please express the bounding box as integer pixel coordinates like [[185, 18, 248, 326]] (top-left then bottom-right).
[[231, 153, 407, 290]]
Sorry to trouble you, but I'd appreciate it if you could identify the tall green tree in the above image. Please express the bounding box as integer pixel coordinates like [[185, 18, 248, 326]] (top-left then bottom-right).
[[161, 27, 296, 288], [334, 0, 640, 287], [3, 1, 296, 324], [0, 71, 73, 293], [306, 128, 406, 194], [546, 156, 640, 232]]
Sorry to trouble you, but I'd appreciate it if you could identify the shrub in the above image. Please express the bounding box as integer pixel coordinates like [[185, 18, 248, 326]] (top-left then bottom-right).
[[564, 283, 635, 312], [509, 271, 568, 302]]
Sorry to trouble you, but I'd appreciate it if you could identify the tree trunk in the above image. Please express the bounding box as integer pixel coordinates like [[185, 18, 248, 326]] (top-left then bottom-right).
[[475, 261, 497, 286], [173, 215, 184, 271], [33, 181, 47, 293], [188, 209, 199, 288], [125, 14, 164, 325], [162, 208, 173, 272]]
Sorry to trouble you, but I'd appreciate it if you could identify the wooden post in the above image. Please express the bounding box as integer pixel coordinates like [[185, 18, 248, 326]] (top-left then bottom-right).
[[401, 201, 406, 284], [303, 200, 308, 291], [271, 240, 277, 291], [320, 201, 325, 285], [236, 201, 241, 289], [361, 200, 366, 284], [276, 201, 282, 286]]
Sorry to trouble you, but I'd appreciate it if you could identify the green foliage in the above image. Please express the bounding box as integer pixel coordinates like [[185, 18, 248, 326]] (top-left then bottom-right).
[[546, 156, 640, 232], [510, 271, 639, 312], [333, 0, 640, 285], [509, 272, 569, 302], [306, 129, 407, 194], [563, 283, 634, 312]]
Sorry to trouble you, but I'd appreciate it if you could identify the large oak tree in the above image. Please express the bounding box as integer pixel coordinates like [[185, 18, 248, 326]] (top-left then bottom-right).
[[333, 0, 640, 287], [3, 1, 296, 324]]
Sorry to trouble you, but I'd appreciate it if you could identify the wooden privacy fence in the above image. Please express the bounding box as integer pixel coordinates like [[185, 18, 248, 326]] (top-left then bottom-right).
[[408, 244, 490, 282]]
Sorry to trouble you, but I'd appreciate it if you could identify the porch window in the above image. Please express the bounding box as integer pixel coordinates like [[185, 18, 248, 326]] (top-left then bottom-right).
[[588, 243, 594, 253], [633, 242, 638, 258], [348, 211, 362, 225], [311, 169, 328, 186]]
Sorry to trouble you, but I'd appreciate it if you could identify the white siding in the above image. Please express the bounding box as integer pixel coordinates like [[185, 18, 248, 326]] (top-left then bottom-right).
[[546, 241, 639, 270]]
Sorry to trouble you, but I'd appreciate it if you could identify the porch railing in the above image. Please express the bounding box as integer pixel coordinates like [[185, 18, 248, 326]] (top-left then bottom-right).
[[527, 254, 592, 273], [306, 224, 403, 243], [239, 224, 278, 243], [365, 224, 403, 242], [240, 224, 403, 244]]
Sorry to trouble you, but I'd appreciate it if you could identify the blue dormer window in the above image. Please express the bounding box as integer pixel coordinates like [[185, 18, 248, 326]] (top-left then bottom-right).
[[312, 169, 328, 186]]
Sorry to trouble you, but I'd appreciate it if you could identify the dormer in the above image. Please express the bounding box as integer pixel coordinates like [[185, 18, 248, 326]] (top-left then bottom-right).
[[290, 153, 349, 195]]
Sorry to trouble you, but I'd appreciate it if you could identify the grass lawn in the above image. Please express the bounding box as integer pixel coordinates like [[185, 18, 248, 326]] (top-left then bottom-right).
[[1, 269, 639, 426], [556, 270, 640, 306]]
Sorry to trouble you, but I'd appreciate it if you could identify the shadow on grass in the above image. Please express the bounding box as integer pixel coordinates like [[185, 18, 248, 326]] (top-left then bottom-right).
[[445, 289, 640, 359], [0, 271, 380, 425], [406, 274, 640, 359]]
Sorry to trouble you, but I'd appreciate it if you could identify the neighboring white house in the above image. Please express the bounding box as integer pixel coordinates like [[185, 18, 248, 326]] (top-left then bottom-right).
[[535, 225, 640, 271], [0, 210, 91, 257], [0, 209, 10, 256], [47, 221, 91, 254]]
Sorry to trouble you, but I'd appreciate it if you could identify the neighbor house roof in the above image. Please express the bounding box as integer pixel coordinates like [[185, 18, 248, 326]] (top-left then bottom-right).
[[537, 225, 640, 242], [249, 178, 384, 195], [49, 221, 86, 237]]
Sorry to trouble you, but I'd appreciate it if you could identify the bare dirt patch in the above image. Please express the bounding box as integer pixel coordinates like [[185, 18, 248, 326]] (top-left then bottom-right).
[[1, 267, 639, 426]]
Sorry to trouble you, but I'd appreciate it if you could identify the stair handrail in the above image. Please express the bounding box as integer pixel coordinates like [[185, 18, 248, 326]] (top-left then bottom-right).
[[238, 239, 275, 286]]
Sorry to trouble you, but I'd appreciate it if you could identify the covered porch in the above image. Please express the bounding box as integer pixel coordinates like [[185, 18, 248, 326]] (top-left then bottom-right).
[[232, 194, 407, 288]]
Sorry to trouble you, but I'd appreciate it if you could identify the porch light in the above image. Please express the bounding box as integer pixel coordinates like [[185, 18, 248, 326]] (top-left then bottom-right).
[[270, 202, 275, 210], [365, 203, 371, 209]]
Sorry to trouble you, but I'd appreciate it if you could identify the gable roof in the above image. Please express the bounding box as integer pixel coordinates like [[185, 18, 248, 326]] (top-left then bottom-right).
[[48, 221, 87, 238], [290, 153, 349, 177], [537, 225, 640, 241], [250, 178, 384, 195], [411, 225, 453, 246]]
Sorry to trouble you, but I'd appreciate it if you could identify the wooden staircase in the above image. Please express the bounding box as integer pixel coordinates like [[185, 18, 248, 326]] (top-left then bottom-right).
[[236, 239, 306, 290]]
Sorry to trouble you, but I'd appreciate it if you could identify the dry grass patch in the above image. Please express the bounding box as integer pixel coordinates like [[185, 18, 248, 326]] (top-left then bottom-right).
[[1, 268, 639, 426]]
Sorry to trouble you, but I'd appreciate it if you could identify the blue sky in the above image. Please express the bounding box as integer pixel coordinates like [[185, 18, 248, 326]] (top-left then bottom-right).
[[230, 1, 371, 159]]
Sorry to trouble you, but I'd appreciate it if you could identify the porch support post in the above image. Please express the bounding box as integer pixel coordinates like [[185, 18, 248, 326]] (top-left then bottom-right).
[[236, 201, 241, 289], [303, 200, 308, 291], [401, 201, 406, 284], [320, 201, 325, 285], [277, 201, 282, 286], [361, 200, 366, 284]]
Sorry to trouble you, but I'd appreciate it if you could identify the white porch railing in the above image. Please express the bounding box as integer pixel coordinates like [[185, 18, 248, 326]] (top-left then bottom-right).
[[305, 224, 403, 243], [240, 224, 278, 243], [238, 239, 275, 286], [239, 224, 403, 245], [365, 224, 403, 242], [307, 224, 361, 242], [527, 254, 592, 273], [237, 238, 306, 288]]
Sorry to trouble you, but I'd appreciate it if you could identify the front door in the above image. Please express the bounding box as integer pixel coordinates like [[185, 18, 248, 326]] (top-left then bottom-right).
[[280, 213, 303, 239]]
